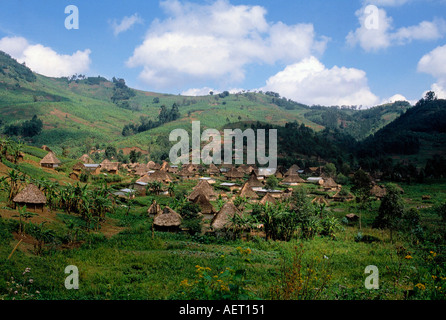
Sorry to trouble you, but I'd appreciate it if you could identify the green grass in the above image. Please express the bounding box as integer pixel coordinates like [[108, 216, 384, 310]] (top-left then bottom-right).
[[1, 178, 445, 300]]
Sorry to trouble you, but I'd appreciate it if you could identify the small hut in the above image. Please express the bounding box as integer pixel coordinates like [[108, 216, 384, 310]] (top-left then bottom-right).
[[322, 177, 340, 191], [284, 164, 300, 177], [78, 154, 94, 164], [246, 172, 263, 189], [225, 167, 244, 181], [211, 202, 241, 231], [207, 163, 221, 176], [40, 152, 61, 169], [147, 161, 161, 170], [191, 193, 216, 219], [187, 180, 217, 201], [282, 173, 305, 185], [260, 193, 276, 206], [147, 200, 162, 217], [239, 182, 259, 200], [13, 184, 47, 212], [153, 207, 182, 231], [100, 159, 120, 174]]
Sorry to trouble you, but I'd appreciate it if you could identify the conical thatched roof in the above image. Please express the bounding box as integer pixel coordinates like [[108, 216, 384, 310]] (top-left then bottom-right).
[[322, 177, 339, 189], [260, 193, 276, 205], [153, 207, 182, 227], [207, 163, 220, 175], [134, 164, 149, 176], [211, 202, 241, 230], [282, 173, 305, 184], [13, 184, 46, 204], [239, 182, 259, 199], [187, 180, 216, 200], [147, 200, 162, 216], [225, 167, 244, 179], [192, 193, 216, 214], [147, 161, 161, 170], [246, 172, 263, 188], [40, 151, 61, 165], [144, 170, 172, 183], [284, 164, 300, 176], [78, 154, 94, 164]]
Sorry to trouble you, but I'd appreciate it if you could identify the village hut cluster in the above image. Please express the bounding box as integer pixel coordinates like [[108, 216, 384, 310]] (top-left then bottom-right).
[[14, 146, 398, 235]]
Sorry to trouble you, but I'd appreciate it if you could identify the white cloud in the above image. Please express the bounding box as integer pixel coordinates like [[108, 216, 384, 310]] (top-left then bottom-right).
[[364, 0, 410, 6], [347, 6, 445, 52], [181, 87, 216, 96], [111, 13, 143, 36], [261, 56, 380, 107], [418, 44, 446, 99], [127, 0, 328, 89], [0, 36, 91, 77], [380, 94, 411, 105]]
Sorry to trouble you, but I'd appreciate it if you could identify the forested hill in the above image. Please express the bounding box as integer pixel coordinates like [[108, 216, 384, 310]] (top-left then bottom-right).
[[358, 96, 446, 157], [303, 101, 412, 141]]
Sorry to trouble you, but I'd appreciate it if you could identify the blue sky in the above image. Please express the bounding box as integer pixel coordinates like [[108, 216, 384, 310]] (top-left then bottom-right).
[[0, 0, 445, 107]]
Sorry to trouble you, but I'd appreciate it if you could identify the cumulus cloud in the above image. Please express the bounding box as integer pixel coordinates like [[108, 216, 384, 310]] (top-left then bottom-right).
[[346, 6, 445, 52], [127, 0, 328, 89], [111, 13, 143, 36], [0, 36, 91, 77], [261, 56, 380, 107], [418, 44, 446, 99]]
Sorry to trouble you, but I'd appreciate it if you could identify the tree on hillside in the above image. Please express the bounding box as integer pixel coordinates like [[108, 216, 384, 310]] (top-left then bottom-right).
[[373, 184, 405, 242], [351, 169, 373, 229]]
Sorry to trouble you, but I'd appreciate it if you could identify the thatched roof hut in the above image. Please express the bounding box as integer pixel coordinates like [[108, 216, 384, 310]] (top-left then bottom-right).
[[144, 170, 172, 184], [153, 207, 182, 229], [40, 151, 61, 168], [207, 163, 220, 176], [260, 193, 276, 206], [78, 154, 94, 164], [191, 193, 216, 215], [134, 164, 149, 177], [246, 172, 263, 188], [187, 180, 216, 201], [239, 182, 259, 199], [284, 164, 300, 177], [147, 200, 162, 217], [147, 161, 161, 170], [225, 167, 244, 180], [13, 184, 46, 211], [211, 202, 241, 230], [322, 177, 339, 191], [282, 173, 305, 185]]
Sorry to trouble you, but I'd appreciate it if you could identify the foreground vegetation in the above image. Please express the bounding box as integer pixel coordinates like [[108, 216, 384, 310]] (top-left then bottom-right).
[[0, 175, 444, 300]]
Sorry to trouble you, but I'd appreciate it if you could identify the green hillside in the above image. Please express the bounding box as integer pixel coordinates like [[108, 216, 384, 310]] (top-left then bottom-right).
[[1, 50, 417, 163]]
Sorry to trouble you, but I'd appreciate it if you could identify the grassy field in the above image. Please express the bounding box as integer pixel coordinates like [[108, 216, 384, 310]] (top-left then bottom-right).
[[0, 162, 444, 300]]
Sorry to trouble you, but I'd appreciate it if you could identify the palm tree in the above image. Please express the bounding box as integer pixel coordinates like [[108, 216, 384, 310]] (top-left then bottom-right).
[[148, 181, 162, 195]]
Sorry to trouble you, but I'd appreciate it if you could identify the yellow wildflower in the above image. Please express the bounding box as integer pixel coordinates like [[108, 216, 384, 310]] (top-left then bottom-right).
[[415, 283, 426, 290], [405, 255, 412, 259]]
